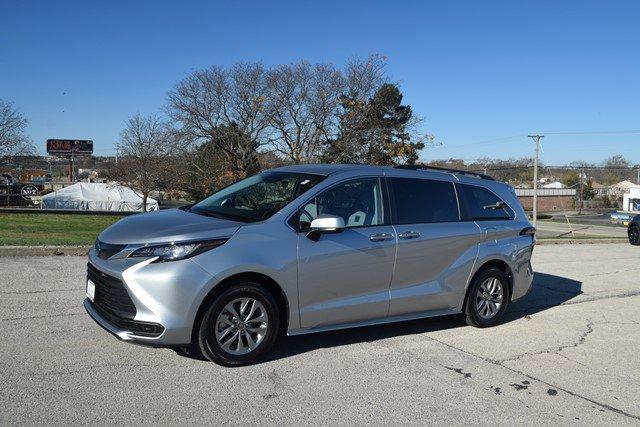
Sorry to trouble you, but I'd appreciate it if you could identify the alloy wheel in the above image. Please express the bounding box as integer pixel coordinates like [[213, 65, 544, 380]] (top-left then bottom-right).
[[215, 297, 269, 355], [475, 277, 504, 319]]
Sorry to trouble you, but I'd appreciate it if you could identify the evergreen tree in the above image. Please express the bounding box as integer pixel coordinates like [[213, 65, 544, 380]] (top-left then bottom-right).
[[325, 84, 423, 165]]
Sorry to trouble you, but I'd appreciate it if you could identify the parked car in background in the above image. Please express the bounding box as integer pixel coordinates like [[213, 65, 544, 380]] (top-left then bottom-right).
[[628, 215, 640, 245], [84, 164, 536, 366]]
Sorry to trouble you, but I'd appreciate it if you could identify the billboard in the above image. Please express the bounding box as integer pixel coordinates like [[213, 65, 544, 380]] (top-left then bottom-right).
[[46, 139, 93, 155]]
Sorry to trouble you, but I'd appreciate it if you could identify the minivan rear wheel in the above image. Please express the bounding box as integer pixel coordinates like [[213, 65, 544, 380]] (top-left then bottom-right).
[[197, 282, 280, 367], [464, 267, 510, 328]]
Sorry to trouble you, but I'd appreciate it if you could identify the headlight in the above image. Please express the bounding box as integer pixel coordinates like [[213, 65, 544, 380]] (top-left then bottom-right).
[[129, 239, 228, 262]]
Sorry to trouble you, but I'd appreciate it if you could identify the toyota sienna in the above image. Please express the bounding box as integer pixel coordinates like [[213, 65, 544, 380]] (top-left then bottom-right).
[[84, 164, 535, 366]]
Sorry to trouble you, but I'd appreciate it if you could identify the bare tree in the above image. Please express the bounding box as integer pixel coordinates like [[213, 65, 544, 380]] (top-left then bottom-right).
[[0, 99, 35, 158], [265, 61, 343, 163], [166, 62, 269, 176], [343, 54, 388, 102], [113, 113, 177, 211]]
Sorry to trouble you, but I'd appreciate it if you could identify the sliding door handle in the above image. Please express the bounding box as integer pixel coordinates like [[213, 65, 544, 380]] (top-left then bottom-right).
[[369, 232, 394, 242], [398, 231, 421, 240]]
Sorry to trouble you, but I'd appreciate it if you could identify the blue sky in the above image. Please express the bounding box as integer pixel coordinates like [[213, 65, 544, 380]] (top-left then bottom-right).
[[1, 0, 639, 165]]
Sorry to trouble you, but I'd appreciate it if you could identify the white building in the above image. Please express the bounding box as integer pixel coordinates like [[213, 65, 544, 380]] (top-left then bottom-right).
[[623, 187, 640, 213], [608, 180, 640, 198]]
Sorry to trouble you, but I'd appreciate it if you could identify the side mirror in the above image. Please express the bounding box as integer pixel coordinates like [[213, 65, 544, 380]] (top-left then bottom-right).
[[306, 215, 345, 241]]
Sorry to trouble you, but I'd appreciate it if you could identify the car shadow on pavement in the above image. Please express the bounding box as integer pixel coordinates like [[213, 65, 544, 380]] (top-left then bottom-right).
[[174, 272, 582, 364], [504, 272, 582, 321], [266, 272, 583, 363]]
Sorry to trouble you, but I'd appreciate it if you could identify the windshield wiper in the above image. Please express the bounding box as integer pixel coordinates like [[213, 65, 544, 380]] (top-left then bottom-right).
[[189, 207, 227, 219], [190, 207, 255, 223]]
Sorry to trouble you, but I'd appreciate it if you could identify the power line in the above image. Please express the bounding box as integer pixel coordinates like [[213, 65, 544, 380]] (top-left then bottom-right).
[[540, 129, 640, 136], [432, 134, 526, 149]]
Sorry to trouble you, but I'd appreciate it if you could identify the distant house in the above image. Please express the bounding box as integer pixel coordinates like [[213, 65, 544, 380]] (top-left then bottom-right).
[[591, 181, 608, 197], [608, 180, 640, 198]]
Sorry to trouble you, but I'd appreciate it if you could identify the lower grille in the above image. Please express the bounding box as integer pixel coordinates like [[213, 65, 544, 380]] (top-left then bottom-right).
[[87, 263, 136, 319], [87, 263, 164, 337]]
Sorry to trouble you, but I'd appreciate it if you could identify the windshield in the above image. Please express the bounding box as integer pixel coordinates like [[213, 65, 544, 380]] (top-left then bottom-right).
[[190, 172, 324, 222]]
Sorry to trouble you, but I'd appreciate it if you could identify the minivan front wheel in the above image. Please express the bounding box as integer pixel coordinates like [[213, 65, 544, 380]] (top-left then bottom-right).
[[465, 267, 510, 328], [629, 225, 640, 246], [197, 283, 280, 366]]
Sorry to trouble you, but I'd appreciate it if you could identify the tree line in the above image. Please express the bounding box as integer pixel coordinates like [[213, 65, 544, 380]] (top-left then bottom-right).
[[112, 55, 429, 207]]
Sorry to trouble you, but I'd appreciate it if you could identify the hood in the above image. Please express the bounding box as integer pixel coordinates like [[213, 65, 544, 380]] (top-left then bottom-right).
[[98, 208, 243, 245]]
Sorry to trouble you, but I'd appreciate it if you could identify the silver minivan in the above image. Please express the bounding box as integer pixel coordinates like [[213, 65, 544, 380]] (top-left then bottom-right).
[[85, 164, 535, 366]]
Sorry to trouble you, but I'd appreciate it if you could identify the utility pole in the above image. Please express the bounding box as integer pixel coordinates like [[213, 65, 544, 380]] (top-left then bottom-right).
[[637, 164, 639, 185], [527, 135, 544, 226], [578, 164, 585, 215]]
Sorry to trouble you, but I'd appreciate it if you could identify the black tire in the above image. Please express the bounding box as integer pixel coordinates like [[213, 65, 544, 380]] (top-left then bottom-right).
[[197, 282, 280, 367], [629, 225, 640, 246], [464, 267, 511, 328]]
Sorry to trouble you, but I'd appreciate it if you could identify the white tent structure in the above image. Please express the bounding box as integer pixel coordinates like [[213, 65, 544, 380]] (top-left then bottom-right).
[[42, 182, 158, 212], [542, 181, 567, 189]]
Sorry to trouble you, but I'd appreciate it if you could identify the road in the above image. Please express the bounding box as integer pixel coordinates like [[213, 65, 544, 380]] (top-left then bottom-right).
[[1, 244, 639, 424], [536, 220, 628, 239]]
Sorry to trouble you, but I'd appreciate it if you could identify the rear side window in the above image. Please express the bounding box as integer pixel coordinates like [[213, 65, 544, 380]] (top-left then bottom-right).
[[389, 178, 459, 224], [458, 184, 514, 220]]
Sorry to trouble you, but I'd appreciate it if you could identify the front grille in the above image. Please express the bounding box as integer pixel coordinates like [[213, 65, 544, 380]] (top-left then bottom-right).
[[87, 263, 136, 320], [95, 240, 127, 259]]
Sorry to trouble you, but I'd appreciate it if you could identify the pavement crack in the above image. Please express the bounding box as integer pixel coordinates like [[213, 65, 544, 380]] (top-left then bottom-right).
[[498, 320, 594, 363], [1, 312, 85, 321], [421, 332, 640, 420], [510, 290, 640, 316], [0, 288, 80, 295], [263, 369, 283, 400], [583, 266, 640, 277], [22, 362, 181, 378], [445, 366, 471, 378]]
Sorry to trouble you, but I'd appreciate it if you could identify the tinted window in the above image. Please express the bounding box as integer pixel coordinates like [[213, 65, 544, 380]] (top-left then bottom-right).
[[458, 184, 514, 220], [294, 178, 384, 230], [390, 178, 459, 224]]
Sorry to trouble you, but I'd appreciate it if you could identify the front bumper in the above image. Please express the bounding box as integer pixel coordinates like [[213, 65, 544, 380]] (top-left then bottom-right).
[[84, 298, 165, 345], [84, 248, 215, 346]]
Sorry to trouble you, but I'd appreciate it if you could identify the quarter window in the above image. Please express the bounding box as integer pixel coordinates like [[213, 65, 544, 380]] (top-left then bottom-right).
[[294, 178, 384, 231], [458, 184, 514, 220], [389, 178, 459, 224]]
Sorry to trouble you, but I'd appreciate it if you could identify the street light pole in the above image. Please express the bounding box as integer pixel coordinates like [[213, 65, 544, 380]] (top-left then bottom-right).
[[527, 135, 544, 226]]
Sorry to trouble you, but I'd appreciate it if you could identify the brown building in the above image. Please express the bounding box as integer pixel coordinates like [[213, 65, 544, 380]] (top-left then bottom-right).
[[515, 188, 576, 212]]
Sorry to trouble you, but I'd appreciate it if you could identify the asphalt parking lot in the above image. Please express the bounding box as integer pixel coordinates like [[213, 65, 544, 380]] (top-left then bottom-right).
[[1, 244, 639, 424], [535, 220, 628, 239]]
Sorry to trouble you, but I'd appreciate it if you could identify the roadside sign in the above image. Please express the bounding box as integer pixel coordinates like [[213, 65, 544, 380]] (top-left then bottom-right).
[[20, 184, 38, 200], [46, 139, 93, 155]]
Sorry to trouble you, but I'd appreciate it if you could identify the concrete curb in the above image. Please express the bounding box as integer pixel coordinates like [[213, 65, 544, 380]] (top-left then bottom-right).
[[0, 245, 91, 256], [536, 238, 628, 245]]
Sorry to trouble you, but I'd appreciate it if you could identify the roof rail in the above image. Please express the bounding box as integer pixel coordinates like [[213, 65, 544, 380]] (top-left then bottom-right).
[[394, 164, 495, 180]]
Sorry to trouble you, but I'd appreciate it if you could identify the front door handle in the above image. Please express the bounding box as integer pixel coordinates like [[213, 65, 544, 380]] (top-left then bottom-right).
[[369, 232, 394, 242], [398, 231, 421, 239]]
